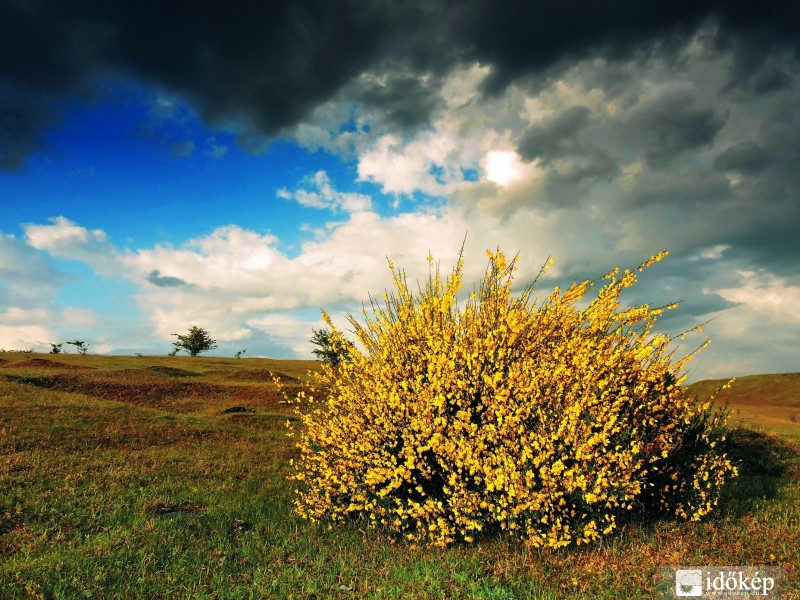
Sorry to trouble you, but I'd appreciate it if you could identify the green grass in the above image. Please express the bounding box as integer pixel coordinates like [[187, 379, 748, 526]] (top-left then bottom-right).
[[1, 353, 798, 598]]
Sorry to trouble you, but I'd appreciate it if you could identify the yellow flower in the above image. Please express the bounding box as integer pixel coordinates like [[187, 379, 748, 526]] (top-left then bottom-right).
[[289, 247, 737, 547]]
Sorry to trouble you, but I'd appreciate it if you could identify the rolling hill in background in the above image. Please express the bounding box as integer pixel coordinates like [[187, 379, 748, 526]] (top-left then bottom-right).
[[690, 372, 800, 442]]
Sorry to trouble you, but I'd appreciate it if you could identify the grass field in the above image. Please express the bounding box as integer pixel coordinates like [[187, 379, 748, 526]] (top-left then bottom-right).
[[1, 352, 798, 598]]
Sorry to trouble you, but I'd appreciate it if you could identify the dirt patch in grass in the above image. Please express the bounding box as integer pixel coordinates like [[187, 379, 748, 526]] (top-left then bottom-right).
[[0, 358, 93, 370], [146, 503, 206, 518], [225, 369, 301, 383], [2, 373, 234, 407], [0, 509, 25, 557], [0, 509, 23, 536], [221, 406, 256, 414], [145, 365, 201, 378]]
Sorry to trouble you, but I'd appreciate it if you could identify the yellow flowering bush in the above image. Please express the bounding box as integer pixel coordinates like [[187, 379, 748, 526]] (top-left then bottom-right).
[[289, 249, 737, 547]]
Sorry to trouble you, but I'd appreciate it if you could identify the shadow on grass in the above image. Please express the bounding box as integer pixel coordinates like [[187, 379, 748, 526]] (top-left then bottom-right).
[[614, 426, 799, 532], [145, 365, 202, 377], [716, 426, 798, 516]]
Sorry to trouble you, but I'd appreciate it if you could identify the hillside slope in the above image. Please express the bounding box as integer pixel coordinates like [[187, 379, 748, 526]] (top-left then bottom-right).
[[689, 372, 800, 441]]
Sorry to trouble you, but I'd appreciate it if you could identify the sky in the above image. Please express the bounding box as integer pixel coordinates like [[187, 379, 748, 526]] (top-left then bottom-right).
[[1, 1, 798, 381]]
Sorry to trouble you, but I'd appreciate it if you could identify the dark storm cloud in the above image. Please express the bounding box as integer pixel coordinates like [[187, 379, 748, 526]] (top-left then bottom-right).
[[517, 106, 592, 161], [713, 142, 777, 174], [727, 218, 800, 282], [452, 0, 800, 93], [146, 270, 187, 288], [355, 71, 444, 128], [0, 0, 422, 169], [0, 82, 59, 171], [726, 111, 800, 277], [517, 106, 618, 190], [626, 90, 726, 168], [631, 170, 732, 208], [1, 0, 799, 169]]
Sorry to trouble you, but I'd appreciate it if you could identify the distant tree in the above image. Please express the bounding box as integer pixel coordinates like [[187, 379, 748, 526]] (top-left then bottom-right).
[[50, 343, 63, 354], [310, 328, 353, 367], [235, 349, 247, 359], [66, 340, 88, 355], [168, 347, 179, 357], [171, 326, 217, 357]]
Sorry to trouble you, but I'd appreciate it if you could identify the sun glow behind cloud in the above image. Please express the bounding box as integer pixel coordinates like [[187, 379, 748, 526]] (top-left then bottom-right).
[[484, 150, 528, 186]]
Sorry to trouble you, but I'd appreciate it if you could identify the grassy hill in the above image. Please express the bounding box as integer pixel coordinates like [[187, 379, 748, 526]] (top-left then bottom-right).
[[689, 372, 800, 442], [1, 353, 797, 598]]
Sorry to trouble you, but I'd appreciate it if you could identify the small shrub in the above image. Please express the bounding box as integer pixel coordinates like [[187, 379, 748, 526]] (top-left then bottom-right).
[[66, 340, 88, 355], [310, 328, 353, 367], [171, 326, 217, 357], [289, 249, 738, 547]]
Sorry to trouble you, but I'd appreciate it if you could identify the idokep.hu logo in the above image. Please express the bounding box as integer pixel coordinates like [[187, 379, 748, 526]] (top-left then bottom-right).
[[658, 566, 784, 598], [676, 569, 703, 596]]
